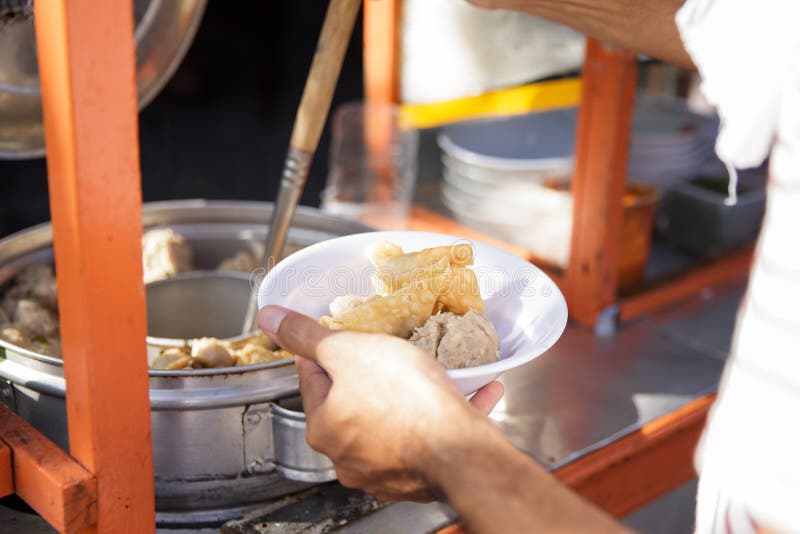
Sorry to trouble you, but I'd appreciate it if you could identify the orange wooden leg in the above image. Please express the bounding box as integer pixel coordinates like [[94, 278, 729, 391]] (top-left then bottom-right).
[[565, 39, 638, 327], [33, 1, 155, 532], [0, 405, 97, 532], [364, 0, 401, 106], [362, 0, 403, 225], [0, 440, 12, 498]]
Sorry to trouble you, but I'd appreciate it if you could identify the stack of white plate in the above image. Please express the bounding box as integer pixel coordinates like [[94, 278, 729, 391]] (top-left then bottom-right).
[[628, 100, 717, 185], [438, 97, 717, 266], [438, 108, 576, 266]]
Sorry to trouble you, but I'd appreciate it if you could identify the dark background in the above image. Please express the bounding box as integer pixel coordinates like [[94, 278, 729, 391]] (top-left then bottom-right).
[[0, 1, 364, 237]]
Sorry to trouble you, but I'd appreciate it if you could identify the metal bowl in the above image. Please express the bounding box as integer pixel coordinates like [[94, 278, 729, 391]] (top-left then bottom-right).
[[0, 0, 207, 158]]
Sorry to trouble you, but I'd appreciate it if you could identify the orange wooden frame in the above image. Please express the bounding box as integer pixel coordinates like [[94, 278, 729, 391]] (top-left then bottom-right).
[[0, 441, 12, 499], [564, 40, 638, 326], [0, 2, 734, 531], [0, 405, 98, 532], [0, 1, 156, 532], [364, 0, 401, 107]]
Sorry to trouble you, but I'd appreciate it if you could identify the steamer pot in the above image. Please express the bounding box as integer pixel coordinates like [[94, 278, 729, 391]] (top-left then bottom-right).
[[0, 200, 368, 525]]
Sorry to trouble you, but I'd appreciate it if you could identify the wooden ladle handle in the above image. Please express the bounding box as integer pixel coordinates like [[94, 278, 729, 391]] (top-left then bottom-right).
[[289, 0, 362, 154]]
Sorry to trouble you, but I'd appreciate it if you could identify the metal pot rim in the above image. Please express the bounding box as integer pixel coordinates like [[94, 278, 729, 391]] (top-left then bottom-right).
[[148, 358, 295, 377], [0, 337, 296, 376], [0, 339, 63, 366], [0, 200, 370, 377]]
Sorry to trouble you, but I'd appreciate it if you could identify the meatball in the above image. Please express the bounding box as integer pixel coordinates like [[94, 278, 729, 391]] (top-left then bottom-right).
[[233, 344, 281, 366], [191, 337, 235, 368], [142, 228, 193, 283], [14, 299, 59, 339], [409, 311, 500, 370], [217, 251, 258, 273], [151, 348, 193, 370], [236, 332, 277, 351], [1, 325, 31, 348], [1, 285, 26, 318], [16, 265, 58, 310]]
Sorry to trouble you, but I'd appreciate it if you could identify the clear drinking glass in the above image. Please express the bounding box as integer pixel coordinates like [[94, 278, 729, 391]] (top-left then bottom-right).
[[321, 102, 419, 229]]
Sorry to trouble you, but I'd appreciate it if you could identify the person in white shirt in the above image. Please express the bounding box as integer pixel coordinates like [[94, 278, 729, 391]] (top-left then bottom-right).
[[258, 1, 799, 532]]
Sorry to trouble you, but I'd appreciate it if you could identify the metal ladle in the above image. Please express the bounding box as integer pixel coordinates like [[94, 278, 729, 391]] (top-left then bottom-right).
[[240, 0, 363, 334]]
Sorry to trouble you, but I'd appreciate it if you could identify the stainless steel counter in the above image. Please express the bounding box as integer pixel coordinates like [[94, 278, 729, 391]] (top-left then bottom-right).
[[494, 283, 739, 470]]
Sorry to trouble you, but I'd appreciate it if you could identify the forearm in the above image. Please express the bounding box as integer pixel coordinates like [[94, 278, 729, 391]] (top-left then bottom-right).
[[423, 414, 629, 533], [471, 0, 694, 69]]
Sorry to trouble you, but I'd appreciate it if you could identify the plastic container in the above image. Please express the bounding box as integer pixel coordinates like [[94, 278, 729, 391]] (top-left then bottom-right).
[[655, 175, 766, 258], [543, 180, 660, 292]]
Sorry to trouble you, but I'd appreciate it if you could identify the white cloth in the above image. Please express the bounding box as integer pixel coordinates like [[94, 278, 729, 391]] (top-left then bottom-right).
[[401, 0, 584, 103], [676, 1, 800, 533]]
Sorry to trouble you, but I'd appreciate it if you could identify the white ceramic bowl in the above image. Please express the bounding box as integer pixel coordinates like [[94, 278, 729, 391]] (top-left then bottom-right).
[[257, 231, 568, 394]]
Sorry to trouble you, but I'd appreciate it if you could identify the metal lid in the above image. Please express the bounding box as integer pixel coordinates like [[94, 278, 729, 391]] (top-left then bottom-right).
[[0, 0, 207, 158]]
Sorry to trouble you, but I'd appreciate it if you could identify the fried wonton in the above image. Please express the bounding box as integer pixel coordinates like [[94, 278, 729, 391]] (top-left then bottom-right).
[[374, 255, 452, 296], [320, 274, 447, 338], [436, 267, 485, 314], [373, 243, 473, 272], [322, 241, 486, 339]]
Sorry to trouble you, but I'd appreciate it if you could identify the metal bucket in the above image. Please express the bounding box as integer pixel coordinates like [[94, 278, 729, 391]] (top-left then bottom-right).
[[0, 200, 367, 525]]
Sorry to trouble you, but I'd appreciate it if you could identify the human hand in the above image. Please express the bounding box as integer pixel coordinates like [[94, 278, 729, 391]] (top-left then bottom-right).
[[258, 305, 504, 502]]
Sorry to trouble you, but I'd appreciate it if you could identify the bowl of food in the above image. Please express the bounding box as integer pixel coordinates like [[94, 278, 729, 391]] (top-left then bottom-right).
[[257, 231, 568, 394]]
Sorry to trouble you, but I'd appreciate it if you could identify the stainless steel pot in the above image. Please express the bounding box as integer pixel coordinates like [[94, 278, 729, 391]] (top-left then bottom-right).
[[0, 0, 207, 158], [0, 200, 368, 525]]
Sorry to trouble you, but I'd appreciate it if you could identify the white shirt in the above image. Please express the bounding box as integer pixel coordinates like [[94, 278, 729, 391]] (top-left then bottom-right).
[[676, 1, 800, 533]]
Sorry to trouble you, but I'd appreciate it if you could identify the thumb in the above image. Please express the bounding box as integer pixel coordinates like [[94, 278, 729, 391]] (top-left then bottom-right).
[[260, 305, 425, 381], [258, 306, 334, 365]]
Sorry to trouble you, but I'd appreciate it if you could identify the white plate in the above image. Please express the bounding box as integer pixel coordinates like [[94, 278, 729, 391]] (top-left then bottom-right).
[[257, 231, 568, 395], [442, 169, 570, 212], [441, 153, 572, 186], [438, 108, 577, 173]]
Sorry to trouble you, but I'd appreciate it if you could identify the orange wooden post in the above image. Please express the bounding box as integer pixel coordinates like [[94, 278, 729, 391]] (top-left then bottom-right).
[[565, 39, 638, 327], [0, 405, 97, 532], [33, 1, 156, 532], [364, 0, 401, 106], [0, 440, 12, 498], [362, 0, 403, 227]]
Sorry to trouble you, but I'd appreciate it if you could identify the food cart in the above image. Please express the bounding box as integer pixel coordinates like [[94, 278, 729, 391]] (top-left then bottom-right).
[[0, 1, 751, 531]]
